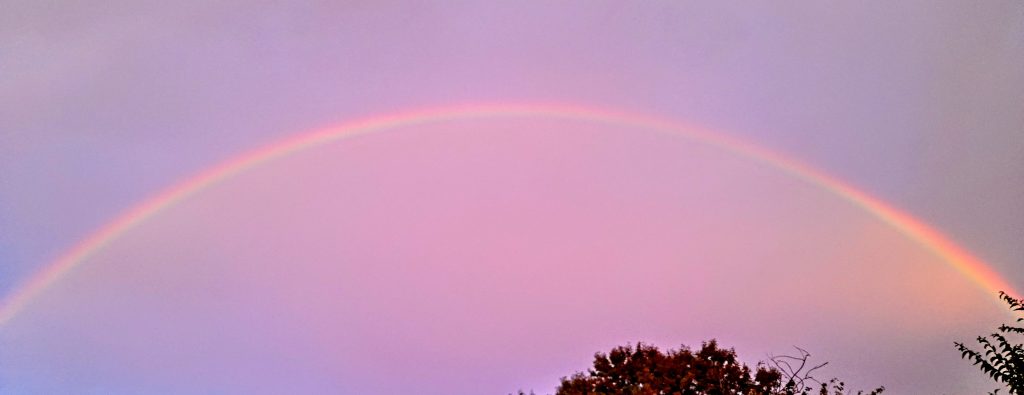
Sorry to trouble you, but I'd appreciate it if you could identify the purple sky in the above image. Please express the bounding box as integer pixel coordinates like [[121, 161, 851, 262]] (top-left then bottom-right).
[[1, 2, 1022, 394]]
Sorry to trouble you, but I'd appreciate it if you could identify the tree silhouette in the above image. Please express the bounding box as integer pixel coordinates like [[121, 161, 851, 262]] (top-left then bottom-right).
[[956, 291, 1024, 395], [555, 340, 777, 395], [525, 339, 883, 395], [765, 346, 883, 395]]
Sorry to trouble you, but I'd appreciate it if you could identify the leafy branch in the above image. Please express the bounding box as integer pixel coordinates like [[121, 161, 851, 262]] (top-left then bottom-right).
[[956, 291, 1024, 395]]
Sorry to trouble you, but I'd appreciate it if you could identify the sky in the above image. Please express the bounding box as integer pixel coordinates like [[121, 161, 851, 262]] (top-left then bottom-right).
[[0, 1, 1022, 394]]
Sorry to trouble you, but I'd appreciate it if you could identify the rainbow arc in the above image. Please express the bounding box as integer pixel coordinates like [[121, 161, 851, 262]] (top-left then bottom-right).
[[0, 103, 1016, 325]]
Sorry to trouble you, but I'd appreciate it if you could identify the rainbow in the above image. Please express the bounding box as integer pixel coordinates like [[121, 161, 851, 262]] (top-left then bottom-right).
[[0, 103, 1017, 326]]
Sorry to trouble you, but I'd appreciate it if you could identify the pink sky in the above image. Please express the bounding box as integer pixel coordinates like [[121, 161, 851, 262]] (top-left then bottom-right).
[[0, 118, 1010, 393], [1, 1, 1021, 394]]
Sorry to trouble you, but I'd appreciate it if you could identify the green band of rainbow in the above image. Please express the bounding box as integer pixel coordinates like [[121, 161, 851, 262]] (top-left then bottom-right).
[[0, 103, 1016, 326]]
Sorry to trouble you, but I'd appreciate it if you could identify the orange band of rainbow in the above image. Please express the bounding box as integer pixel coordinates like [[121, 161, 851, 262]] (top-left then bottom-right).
[[0, 103, 1016, 325]]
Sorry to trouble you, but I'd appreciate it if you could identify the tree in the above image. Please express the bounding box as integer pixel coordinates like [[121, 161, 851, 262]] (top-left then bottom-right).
[[955, 291, 1024, 394], [544, 339, 883, 395], [764, 346, 883, 395]]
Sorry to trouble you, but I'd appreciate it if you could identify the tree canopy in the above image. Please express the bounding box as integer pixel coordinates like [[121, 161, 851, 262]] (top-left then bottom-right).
[[513, 339, 884, 395], [556, 340, 778, 395]]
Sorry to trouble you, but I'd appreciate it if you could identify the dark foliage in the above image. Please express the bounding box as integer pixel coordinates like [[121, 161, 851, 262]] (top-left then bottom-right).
[[555, 340, 776, 395], [956, 291, 1024, 395], [527, 339, 883, 395]]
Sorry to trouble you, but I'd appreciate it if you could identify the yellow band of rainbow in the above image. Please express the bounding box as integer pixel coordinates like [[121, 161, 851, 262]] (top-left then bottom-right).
[[0, 103, 1016, 325]]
